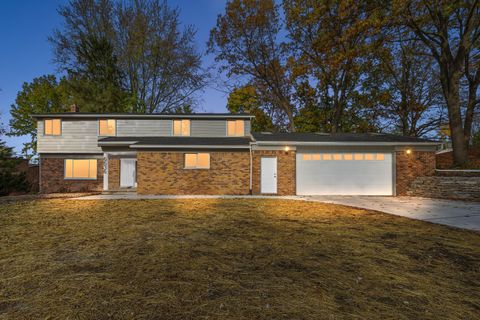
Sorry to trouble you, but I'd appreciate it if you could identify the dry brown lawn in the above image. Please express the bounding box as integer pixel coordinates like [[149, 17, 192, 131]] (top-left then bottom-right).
[[0, 199, 479, 319]]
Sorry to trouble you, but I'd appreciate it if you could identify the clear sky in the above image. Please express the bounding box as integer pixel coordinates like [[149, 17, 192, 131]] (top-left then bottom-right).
[[0, 0, 229, 154]]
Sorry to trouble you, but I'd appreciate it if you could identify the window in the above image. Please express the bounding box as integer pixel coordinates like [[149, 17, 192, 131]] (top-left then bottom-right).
[[312, 154, 321, 160], [344, 154, 353, 160], [227, 120, 245, 136], [354, 154, 364, 160], [65, 159, 97, 179], [333, 154, 342, 160], [173, 120, 190, 136], [376, 154, 385, 161], [365, 154, 375, 161], [322, 154, 332, 160], [302, 154, 312, 161], [44, 119, 61, 135], [184, 153, 210, 169], [99, 119, 116, 136]]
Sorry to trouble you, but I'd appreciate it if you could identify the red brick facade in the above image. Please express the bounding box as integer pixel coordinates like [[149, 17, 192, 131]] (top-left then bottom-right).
[[436, 148, 480, 169], [252, 149, 296, 195], [395, 150, 436, 195], [38, 149, 436, 196], [40, 157, 103, 193], [137, 151, 250, 195], [108, 158, 121, 190]]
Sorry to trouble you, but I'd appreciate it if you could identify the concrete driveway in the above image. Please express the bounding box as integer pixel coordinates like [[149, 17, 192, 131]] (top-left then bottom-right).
[[304, 196, 480, 231]]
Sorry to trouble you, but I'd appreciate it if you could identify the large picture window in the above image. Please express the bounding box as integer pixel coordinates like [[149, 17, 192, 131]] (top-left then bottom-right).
[[227, 120, 244, 136], [99, 119, 116, 136], [173, 120, 190, 136], [64, 159, 98, 179], [44, 119, 61, 135], [184, 153, 210, 169]]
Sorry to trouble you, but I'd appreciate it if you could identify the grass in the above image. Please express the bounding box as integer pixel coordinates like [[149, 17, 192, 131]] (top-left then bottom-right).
[[0, 199, 479, 319]]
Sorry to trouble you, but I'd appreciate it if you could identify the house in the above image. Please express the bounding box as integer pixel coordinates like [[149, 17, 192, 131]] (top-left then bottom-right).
[[32, 111, 439, 196]]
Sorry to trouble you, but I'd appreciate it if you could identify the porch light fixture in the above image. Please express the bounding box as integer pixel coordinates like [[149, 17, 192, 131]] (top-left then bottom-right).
[[406, 148, 412, 155], [284, 146, 290, 152]]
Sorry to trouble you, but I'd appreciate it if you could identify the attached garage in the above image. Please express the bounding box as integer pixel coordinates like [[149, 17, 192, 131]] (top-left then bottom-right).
[[296, 151, 393, 195]]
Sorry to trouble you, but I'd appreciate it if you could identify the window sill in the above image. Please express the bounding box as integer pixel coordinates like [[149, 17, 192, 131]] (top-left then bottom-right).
[[64, 178, 98, 180], [183, 167, 210, 170]]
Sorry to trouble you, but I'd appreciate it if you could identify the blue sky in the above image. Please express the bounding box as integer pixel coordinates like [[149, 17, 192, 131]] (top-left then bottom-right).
[[0, 0, 229, 154]]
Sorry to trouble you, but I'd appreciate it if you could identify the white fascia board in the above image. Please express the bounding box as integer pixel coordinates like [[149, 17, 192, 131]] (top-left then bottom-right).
[[130, 144, 250, 149], [98, 141, 139, 146], [254, 141, 440, 146]]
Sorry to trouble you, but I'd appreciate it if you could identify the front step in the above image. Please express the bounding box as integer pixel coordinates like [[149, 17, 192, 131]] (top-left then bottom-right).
[[102, 188, 137, 195]]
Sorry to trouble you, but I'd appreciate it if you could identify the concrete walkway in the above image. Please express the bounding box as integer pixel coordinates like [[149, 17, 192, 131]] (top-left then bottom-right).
[[72, 194, 480, 231], [305, 196, 480, 232]]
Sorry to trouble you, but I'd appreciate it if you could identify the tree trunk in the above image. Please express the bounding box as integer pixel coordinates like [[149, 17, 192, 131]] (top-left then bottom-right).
[[464, 83, 478, 148], [445, 85, 468, 166]]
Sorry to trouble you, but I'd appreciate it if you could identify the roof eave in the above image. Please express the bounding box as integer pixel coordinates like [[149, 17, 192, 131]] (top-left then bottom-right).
[[253, 141, 440, 146], [31, 113, 254, 119], [129, 144, 250, 149]]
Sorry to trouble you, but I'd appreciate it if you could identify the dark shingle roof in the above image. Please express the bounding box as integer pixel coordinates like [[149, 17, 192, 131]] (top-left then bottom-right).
[[99, 136, 252, 147], [32, 112, 253, 119], [252, 132, 437, 143]]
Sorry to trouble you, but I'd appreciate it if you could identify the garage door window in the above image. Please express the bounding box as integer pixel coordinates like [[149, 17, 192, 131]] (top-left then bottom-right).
[[344, 154, 353, 160], [376, 154, 385, 160]]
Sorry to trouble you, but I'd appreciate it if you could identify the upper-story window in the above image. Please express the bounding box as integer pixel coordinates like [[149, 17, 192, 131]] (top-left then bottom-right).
[[44, 119, 62, 136], [173, 119, 190, 136], [227, 120, 244, 136], [99, 119, 116, 136]]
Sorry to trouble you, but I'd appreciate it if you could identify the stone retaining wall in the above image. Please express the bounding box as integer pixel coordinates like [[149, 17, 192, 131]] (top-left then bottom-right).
[[407, 176, 480, 201]]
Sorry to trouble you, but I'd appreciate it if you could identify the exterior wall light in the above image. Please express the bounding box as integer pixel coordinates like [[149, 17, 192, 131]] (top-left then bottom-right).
[[406, 148, 412, 155], [284, 146, 290, 152]]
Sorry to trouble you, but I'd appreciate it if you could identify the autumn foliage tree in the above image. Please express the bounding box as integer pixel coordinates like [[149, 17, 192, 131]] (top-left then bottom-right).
[[208, 0, 297, 131], [393, 0, 480, 165]]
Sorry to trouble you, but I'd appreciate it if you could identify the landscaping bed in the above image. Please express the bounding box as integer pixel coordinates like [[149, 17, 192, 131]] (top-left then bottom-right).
[[0, 199, 479, 319]]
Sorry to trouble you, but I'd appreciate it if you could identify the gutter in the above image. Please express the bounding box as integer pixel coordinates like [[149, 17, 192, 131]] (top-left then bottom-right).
[[31, 114, 255, 120], [129, 144, 250, 149], [254, 141, 440, 146]]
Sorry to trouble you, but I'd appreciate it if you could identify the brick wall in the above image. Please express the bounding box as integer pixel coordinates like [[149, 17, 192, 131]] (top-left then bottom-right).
[[137, 152, 250, 195], [395, 151, 435, 195], [436, 148, 480, 169], [40, 157, 103, 193], [252, 150, 296, 195], [108, 158, 120, 190]]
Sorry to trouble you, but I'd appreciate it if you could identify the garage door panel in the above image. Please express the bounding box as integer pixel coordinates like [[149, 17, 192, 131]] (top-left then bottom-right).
[[296, 152, 393, 195]]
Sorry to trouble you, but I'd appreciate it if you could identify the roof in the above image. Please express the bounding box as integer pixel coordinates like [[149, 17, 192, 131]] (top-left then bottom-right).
[[31, 112, 253, 119], [98, 136, 252, 149], [252, 132, 439, 145]]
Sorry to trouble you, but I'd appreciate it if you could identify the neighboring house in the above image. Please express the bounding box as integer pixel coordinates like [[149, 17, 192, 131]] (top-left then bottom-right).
[[32, 111, 439, 196]]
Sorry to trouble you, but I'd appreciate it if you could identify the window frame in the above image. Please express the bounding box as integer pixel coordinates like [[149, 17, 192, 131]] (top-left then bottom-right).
[[64, 159, 98, 180], [184, 153, 210, 169], [98, 119, 117, 136], [226, 120, 245, 137], [173, 119, 191, 136], [44, 119, 62, 136]]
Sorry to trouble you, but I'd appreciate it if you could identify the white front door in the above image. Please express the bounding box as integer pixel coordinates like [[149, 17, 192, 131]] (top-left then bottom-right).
[[261, 157, 277, 194], [120, 159, 136, 188]]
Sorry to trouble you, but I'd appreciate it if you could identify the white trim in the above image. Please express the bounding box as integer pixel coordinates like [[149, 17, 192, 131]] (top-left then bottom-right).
[[103, 153, 109, 191], [436, 169, 480, 173], [130, 144, 249, 149], [33, 114, 254, 119], [255, 141, 440, 146]]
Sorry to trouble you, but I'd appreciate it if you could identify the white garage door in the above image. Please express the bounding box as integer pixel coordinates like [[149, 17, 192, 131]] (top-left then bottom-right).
[[296, 152, 393, 195]]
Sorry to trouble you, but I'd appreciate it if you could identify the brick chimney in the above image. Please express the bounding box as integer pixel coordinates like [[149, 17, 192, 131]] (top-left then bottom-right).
[[70, 104, 79, 112]]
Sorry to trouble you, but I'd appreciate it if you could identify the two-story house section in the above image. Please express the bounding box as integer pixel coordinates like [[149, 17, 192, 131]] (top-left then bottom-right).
[[34, 111, 254, 194], [33, 110, 439, 196]]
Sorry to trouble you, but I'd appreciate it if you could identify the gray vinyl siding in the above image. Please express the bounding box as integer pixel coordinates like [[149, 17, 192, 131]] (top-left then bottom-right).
[[37, 118, 252, 154], [244, 120, 251, 136], [37, 119, 102, 153], [116, 119, 172, 136]]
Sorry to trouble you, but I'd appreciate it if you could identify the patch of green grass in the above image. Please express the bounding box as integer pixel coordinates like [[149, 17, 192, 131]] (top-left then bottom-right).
[[0, 199, 479, 319]]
